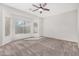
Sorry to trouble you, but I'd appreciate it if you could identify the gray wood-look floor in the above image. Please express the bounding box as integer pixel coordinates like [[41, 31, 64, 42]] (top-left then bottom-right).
[[0, 37, 79, 56]]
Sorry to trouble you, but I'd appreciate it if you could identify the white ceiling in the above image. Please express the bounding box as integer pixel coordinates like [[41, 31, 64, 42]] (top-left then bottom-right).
[[4, 3, 79, 17]]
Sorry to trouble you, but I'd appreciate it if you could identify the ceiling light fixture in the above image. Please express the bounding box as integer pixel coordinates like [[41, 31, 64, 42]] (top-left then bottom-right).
[[31, 3, 50, 14]]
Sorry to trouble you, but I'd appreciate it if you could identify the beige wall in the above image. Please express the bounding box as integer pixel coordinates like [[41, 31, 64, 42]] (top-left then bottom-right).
[[43, 10, 78, 42]]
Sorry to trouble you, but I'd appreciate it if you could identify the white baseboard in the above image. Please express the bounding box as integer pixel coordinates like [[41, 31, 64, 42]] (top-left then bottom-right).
[[43, 36, 78, 43], [24, 37, 43, 40]]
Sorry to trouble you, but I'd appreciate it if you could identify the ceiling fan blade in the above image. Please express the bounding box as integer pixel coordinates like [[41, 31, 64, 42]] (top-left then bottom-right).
[[39, 3, 42, 7], [43, 8, 50, 11], [32, 8, 39, 12], [43, 3, 47, 7], [32, 4, 40, 8]]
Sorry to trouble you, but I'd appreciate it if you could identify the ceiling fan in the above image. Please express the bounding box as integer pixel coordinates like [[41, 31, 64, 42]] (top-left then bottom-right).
[[32, 3, 50, 14]]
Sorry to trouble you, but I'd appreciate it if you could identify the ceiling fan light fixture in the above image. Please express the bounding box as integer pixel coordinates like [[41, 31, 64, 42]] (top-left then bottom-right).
[[31, 3, 50, 14], [40, 11, 42, 14]]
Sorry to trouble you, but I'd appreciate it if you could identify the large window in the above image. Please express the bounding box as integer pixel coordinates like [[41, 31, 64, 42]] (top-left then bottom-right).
[[24, 21, 31, 33], [14, 16, 31, 34], [15, 19, 24, 34]]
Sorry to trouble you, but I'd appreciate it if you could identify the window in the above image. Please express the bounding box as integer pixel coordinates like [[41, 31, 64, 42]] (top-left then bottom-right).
[[33, 22, 38, 33], [5, 17, 10, 36], [14, 16, 31, 34]]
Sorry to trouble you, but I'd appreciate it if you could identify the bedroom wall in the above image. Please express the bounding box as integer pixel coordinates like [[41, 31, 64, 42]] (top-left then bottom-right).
[[43, 10, 78, 42], [39, 18, 44, 36]]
